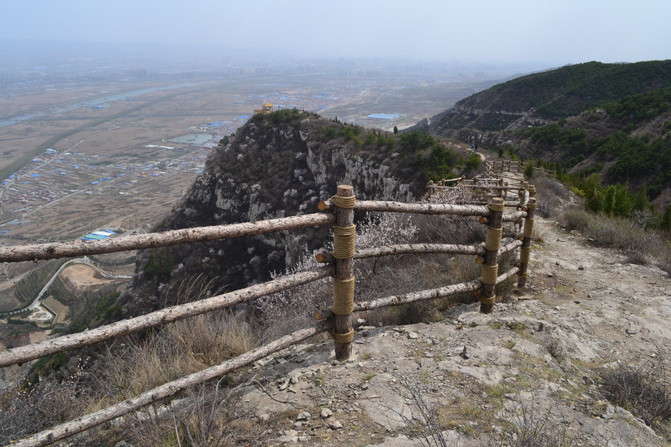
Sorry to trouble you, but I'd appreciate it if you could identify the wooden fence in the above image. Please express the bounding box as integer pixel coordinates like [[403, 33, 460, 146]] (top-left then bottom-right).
[[0, 176, 537, 447]]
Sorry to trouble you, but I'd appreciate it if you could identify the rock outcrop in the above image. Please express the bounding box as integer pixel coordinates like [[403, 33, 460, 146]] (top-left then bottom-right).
[[120, 110, 428, 315]]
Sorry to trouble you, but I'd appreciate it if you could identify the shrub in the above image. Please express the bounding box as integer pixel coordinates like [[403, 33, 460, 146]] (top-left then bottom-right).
[[599, 362, 671, 430], [560, 208, 671, 271], [533, 175, 573, 218], [496, 399, 575, 447], [524, 161, 536, 180]]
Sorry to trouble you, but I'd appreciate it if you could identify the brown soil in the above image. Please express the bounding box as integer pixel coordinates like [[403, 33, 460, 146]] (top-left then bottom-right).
[[60, 264, 114, 289]]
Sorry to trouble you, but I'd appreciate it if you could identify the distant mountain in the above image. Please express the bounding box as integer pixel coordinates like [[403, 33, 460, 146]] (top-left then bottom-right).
[[414, 60, 671, 202]]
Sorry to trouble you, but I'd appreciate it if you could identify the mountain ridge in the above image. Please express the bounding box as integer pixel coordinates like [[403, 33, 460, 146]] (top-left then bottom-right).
[[413, 60, 671, 204]]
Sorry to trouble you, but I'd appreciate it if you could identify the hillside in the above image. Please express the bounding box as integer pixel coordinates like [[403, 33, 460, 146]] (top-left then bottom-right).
[[413, 61, 671, 203], [231, 216, 671, 446], [5, 180, 671, 446], [119, 109, 480, 316], [418, 60, 671, 133]]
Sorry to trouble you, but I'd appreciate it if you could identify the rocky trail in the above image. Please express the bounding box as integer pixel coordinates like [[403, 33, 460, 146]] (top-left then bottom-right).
[[234, 216, 671, 446]]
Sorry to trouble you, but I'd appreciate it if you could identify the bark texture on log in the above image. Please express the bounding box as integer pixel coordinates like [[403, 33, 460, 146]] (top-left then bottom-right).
[[0, 213, 335, 263], [497, 266, 520, 284], [318, 200, 490, 217], [354, 279, 481, 311], [499, 240, 523, 256]]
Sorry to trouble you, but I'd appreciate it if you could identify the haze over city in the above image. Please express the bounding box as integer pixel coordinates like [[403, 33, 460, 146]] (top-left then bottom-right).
[[1, 0, 670, 66]]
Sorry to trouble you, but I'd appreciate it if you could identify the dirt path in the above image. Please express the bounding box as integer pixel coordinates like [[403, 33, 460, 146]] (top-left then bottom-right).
[[234, 216, 671, 447]]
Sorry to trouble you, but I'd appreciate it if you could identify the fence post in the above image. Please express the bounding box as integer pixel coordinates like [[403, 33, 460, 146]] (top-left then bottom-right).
[[479, 197, 504, 313], [517, 197, 536, 288], [331, 185, 355, 361]]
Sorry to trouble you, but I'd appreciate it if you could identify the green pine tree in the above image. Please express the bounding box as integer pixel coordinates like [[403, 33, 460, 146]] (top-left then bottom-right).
[[634, 182, 650, 211], [661, 205, 671, 231]]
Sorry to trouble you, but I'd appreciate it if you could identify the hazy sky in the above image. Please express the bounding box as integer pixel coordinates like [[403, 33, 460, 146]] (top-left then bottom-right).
[[1, 0, 669, 65]]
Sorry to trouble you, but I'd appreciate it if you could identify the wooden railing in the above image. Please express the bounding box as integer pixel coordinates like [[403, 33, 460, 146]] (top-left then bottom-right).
[[0, 176, 537, 446]]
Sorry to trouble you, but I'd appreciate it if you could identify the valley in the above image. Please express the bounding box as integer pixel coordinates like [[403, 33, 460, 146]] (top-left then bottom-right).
[[0, 65, 497, 338]]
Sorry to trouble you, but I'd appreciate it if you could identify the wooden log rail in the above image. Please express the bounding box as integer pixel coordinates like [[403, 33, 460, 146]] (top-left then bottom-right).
[[320, 199, 527, 221], [2, 183, 537, 446], [320, 199, 490, 216], [315, 240, 522, 264], [0, 213, 335, 263]]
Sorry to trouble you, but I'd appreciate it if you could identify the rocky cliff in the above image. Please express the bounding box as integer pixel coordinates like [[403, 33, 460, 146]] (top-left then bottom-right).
[[120, 110, 442, 315]]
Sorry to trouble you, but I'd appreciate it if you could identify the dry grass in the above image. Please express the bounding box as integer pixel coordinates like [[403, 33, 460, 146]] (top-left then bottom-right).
[[495, 399, 575, 447], [599, 362, 671, 432], [116, 382, 262, 447], [533, 175, 574, 218], [95, 309, 257, 400], [0, 363, 90, 444], [560, 209, 671, 271]]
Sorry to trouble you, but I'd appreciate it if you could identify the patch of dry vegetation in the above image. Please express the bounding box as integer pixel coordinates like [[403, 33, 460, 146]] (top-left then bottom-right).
[[599, 361, 671, 436], [560, 208, 671, 271]]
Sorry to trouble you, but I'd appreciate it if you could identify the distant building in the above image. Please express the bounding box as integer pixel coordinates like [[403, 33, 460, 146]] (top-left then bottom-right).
[[254, 102, 274, 114]]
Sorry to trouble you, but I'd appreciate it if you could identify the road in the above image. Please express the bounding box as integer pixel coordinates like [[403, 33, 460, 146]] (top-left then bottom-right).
[[0, 257, 132, 318]]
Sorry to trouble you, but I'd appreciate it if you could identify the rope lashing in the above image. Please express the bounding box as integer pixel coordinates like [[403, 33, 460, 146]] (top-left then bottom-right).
[[332, 277, 355, 315], [488, 198, 505, 213], [523, 219, 535, 238], [332, 225, 356, 259], [484, 227, 502, 251], [330, 194, 356, 209], [519, 246, 531, 264], [330, 328, 354, 343], [481, 263, 498, 285]]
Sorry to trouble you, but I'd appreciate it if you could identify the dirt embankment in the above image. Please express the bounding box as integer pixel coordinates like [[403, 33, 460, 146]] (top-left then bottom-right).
[[59, 264, 115, 291]]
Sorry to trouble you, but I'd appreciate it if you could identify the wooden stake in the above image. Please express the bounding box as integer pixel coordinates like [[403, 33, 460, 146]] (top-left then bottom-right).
[[517, 197, 537, 288], [333, 185, 355, 361], [479, 197, 504, 313]]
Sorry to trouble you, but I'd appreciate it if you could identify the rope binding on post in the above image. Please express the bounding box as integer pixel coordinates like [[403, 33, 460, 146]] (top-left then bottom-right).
[[332, 225, 356, 259], [523, 220, 534, 238], [330, 194, 356, 209], [519, 247, 531, 263], [330, 328, 354, 343], [484, 227, 502, 251], [332, 277, 355, 315]]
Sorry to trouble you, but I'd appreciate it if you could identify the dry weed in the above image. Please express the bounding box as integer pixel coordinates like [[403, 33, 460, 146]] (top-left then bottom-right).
[[560, 209, 671, 269], [533, 175, 574, 218], [599, 361, 671, 430], [95, 309, 257, 400], [114, 381, 262, 447], [0, 364, 90, 444], [496, 398, 575, 447]]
